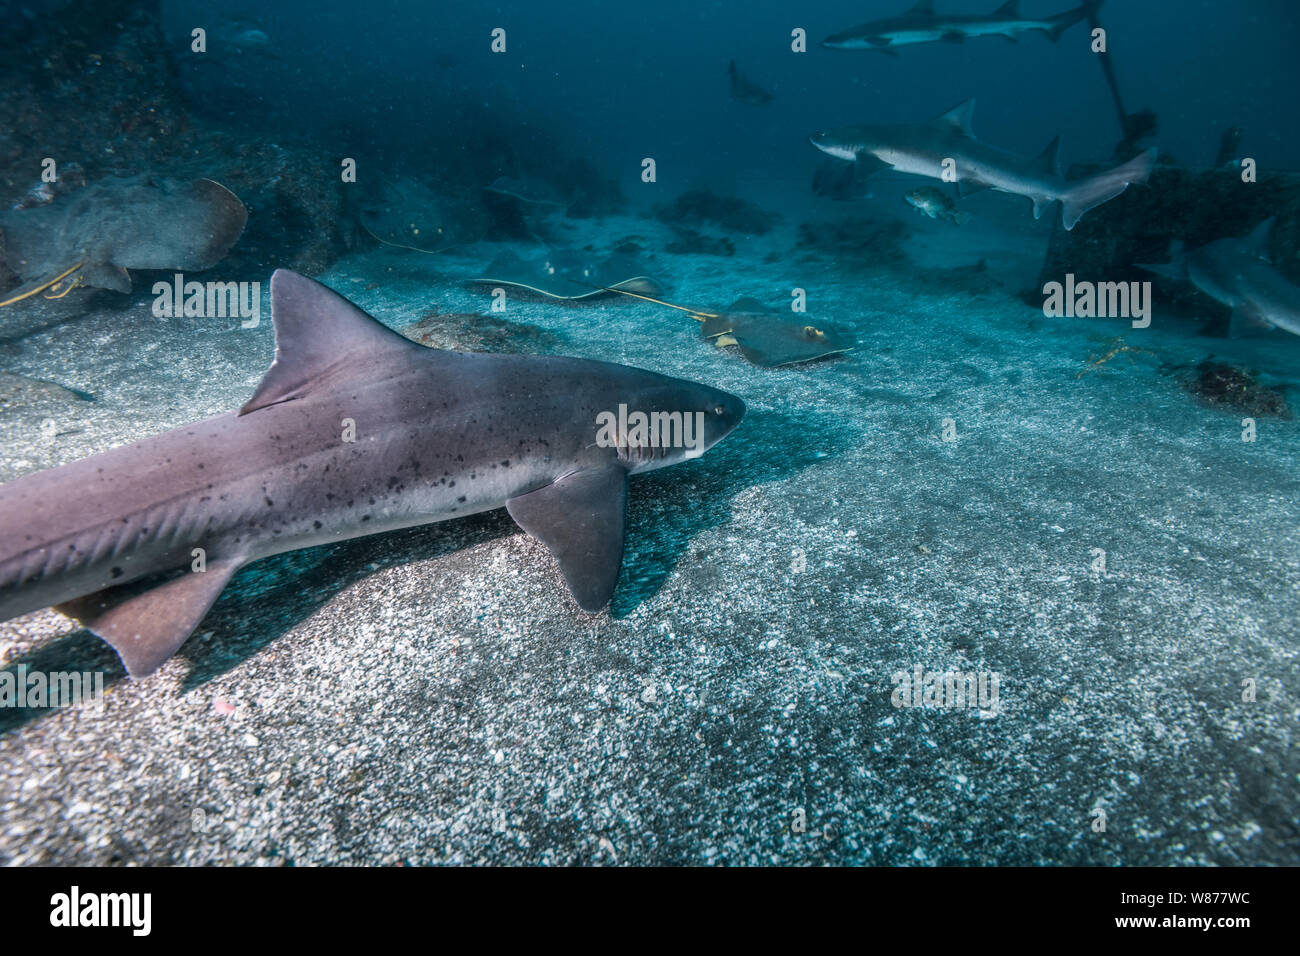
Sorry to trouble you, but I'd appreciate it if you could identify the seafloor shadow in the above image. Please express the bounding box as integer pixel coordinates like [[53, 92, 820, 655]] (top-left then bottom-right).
[[612, 403, 858, 614], [1, 403, 849, 731]]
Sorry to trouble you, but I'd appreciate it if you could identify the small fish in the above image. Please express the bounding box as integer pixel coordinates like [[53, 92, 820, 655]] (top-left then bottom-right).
[[905, 187, 970, 225]]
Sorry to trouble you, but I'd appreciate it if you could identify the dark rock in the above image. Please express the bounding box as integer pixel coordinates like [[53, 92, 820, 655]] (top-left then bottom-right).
[[664, 227, 735, 257], [654, 189, 780, 236], [1178, 359, 1292, 419]]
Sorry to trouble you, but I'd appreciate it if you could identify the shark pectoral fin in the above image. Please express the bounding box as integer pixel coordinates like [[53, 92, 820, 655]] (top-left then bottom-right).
[[506, 465, 628, 613], [80, 261, 132, 293], [56, 559, 242, 678], [957, 178, 992, 198], [241, 269, 420, 415], [1229, 304, 1274, 337], [854, 154, 891, 179]]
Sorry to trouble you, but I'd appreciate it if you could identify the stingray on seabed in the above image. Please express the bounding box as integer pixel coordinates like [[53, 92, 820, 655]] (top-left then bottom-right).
[[0, 176, 248, 306], [471, 248, 666, 301], [601, 287, 855, 368]]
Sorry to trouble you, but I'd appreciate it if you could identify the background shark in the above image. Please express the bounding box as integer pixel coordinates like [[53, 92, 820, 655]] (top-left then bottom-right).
[[1139, 218, 1300, 338], [0, 270, 744, 678], [810, 98, 1156, 231], [822, 0, 1101, 52], [728, 60, 774, 106]]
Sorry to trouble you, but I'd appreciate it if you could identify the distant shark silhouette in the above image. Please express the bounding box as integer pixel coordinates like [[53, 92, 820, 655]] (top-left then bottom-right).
[[728, 60, 774, 106], [822, 0, 1100, 52], [811, 98, 1155, 231], [1139, 218, 1300, 338]]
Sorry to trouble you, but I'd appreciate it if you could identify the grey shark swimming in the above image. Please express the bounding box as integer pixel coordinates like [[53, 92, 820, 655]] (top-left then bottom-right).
[[1138, 218, 1300, 338], [822, 0, 1100, 52], [0, 270, 745, 678], [810, 98, 1156, 230]]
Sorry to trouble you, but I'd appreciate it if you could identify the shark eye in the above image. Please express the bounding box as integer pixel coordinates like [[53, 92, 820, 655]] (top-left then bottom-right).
[[713, 404, 726, 416]]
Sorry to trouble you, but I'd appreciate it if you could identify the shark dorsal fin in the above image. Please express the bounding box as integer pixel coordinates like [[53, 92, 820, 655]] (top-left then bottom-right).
[[1033, 135, 1062, 177], [240, 269, 418, 416], [933, 98, 976, 136], [1244, 217, 1276, 258], [908, 0, 936, 14], [993, 0, 1019, 15]]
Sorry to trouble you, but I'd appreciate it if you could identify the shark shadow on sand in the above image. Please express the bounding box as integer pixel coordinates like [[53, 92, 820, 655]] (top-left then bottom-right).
[[0, 402, 842, 731], [613, 404, 860, 613]]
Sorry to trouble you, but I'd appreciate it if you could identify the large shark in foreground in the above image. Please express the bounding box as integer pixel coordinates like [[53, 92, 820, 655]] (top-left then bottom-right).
[[822, 0, 1100, 52], [810, 99, 1156, 230], [0, 271, 745, 677], [1138, 218, 1300, 338]]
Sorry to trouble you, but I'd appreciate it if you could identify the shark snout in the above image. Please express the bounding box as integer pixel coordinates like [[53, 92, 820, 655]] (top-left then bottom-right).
[[709, 388, 746, 447], [684, 383, 745, 457], [809, 132, 857, 162]]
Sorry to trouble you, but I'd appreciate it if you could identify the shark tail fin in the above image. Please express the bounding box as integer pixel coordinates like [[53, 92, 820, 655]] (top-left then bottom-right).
[[1136, 240, 1186, 280], [1046, 0, 1101, 41], [1060, 148, 1156, 231]]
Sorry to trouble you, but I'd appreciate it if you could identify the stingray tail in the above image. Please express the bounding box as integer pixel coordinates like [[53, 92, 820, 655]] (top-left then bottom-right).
[[0, 262, 84, 308], [575, 283, 718, 321]]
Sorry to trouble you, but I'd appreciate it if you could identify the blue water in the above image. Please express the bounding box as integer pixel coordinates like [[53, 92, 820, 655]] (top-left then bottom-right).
[[0, 0, 1296, 866]]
